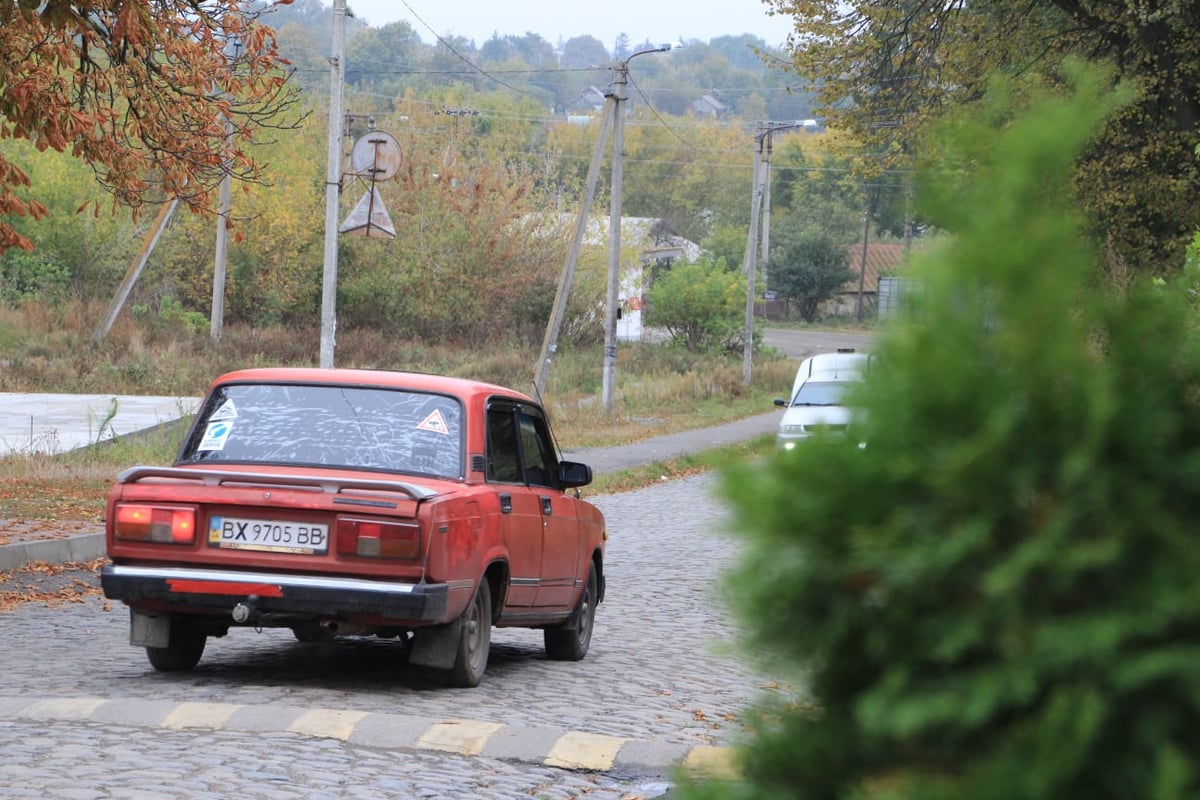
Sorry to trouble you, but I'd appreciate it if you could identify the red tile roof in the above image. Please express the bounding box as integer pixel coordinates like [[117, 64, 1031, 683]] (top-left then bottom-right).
[[841, 243, 920, 293]]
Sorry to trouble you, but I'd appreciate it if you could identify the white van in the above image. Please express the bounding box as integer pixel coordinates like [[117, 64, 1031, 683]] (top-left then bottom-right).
[[774, 349, 872, 449]]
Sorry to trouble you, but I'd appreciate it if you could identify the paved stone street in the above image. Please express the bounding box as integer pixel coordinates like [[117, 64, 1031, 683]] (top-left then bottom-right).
[[0, 475, 790, 798]]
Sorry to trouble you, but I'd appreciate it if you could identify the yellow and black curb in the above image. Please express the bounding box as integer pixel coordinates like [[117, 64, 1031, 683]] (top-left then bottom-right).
[[0, 695, 738, 780]]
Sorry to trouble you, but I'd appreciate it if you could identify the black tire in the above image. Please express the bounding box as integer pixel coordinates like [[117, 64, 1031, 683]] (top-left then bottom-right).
[[544, 565, 596, 661], [291, 623, 328, 643], [447, 576, 491, 688], [145, 623, 206, 672]]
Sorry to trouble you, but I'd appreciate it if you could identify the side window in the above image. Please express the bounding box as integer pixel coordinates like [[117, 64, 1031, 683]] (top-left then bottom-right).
[[486, 409, 521, 483], [518, 412, 556, 488]]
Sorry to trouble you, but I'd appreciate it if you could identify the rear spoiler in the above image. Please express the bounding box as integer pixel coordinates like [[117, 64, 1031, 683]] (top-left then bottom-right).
[[116, 466, 439, 501]]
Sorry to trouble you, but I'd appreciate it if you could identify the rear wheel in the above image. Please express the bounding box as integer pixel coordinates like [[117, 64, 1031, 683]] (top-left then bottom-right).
[[447, 577, 491, 688], [544, 565, 596, 661], [145, 622, 206, 671], [291, 623, 329, 643]]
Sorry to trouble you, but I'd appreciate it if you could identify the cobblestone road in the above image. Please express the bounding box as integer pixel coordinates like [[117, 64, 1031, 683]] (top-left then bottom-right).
[[0, 474, 788, 798]]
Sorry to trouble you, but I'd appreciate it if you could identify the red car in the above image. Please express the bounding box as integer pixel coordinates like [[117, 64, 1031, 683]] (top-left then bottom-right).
[[101, 368, 606, 687]]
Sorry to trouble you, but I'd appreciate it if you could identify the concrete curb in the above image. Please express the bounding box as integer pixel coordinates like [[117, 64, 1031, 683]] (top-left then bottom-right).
[[0, 695, 739, 781], [0, 531, 104, 572]]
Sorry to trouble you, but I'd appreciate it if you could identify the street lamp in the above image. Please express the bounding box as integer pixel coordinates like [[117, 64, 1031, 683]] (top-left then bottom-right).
[[601, 43, 677, 414], [742, 120, 806, 387]]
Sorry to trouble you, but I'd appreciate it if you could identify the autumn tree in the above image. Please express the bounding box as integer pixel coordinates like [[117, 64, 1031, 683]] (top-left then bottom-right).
[[0, 0, 300, 253], [765, 0, 1200, 273], [335, 102, 573, 346], [149, 114, 326, 326], [560, 35, 610, 69], [767, 225, 854, 322], [345, 21, 423, 91]]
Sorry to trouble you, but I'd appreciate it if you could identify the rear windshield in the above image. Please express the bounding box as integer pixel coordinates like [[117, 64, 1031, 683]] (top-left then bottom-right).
[[177, 383, 464, 479]]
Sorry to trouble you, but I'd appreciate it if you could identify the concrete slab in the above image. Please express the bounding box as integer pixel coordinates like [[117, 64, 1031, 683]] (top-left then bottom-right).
[[0, 392, 198, 455]]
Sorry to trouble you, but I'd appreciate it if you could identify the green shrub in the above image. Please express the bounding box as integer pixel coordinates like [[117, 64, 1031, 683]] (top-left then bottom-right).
[[699, 64, 1200, 800], [767, 225, 855, 322], [647, 257, 746, 353], [0, 251, 71, 307], [131, 296, 209, 337]]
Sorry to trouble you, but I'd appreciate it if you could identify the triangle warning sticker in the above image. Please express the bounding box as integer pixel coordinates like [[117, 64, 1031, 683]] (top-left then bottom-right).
[[417, 409, 450, 435], [210, 400, 238, 421]]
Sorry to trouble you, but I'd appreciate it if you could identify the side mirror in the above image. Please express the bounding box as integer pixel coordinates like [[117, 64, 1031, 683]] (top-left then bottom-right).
[[773, 398, 787, 408], [558, 460, 593, 489]]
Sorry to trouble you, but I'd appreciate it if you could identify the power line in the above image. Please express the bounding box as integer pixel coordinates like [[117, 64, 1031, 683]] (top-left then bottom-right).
[[626, 72, 698, 153], [390, 0, 573, 99]]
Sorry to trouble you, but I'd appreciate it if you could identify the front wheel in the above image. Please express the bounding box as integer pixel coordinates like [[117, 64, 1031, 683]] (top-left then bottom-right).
[[145, 622, 206, 671], [447, 576, 491, 688], [544, 565, 596, 661]]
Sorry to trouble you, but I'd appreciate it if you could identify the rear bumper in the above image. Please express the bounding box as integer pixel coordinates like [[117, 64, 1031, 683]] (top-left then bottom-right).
[[101, 563, 449, 623]]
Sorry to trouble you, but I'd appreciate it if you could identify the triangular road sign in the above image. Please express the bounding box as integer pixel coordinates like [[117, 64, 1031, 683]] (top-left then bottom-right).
[[340, 186, 396, 239]]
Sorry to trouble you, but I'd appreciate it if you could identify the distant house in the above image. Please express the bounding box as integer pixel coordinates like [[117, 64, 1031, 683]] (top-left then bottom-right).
[[567, 86, 607, 115], [521, 213, 702, 341], [692, 90, 728, 119], [827, 242, 920, 318]]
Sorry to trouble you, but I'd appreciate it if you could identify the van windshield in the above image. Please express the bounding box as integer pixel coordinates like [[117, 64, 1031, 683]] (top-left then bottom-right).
[[791, 381, 854, 407]]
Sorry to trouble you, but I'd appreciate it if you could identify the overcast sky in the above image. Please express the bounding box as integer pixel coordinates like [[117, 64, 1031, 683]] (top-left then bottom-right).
[[340, 0, 796, 51]]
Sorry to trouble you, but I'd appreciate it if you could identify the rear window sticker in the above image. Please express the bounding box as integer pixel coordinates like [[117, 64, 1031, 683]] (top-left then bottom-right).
[[417, 409, 450, 435], [198, 421, 234, 451], [210, 399, 239, 421]]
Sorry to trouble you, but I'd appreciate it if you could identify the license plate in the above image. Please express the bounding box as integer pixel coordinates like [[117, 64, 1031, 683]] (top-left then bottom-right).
[[208, 516, 329, 555]]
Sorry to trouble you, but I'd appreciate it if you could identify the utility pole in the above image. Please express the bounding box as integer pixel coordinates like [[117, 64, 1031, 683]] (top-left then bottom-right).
[[741, 130, 767, 387], [210, 37, 241, 342], [211, 113, 233, 341], [533, 99, 615, 398], [742, 121, 803, 386], [856, 203, 870, 323], [601, 61, 628, 416], [318, 0, 346, 368], [760, 131, 774, 298], [94, 199, 180, 341], [601, 44, 674, 415]]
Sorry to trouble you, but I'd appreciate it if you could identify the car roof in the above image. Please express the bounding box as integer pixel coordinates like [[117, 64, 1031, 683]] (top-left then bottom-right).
[[799, 350, 872, 380], [208, 367, 533, 405]]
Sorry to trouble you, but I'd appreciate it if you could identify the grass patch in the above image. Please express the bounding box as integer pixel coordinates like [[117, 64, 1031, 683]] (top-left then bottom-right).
[[587, 434, 777, 495], [0, 419, 190, 519], [0, 302, 797, 520]]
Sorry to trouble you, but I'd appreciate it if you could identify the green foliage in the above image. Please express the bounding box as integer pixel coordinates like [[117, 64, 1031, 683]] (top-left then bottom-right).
[[131, 297, 209, 337], [0, 251, 71, 307], [773, 0, 1200, 274], [700, 66, 1200, 800], [767, 225, 854, 322], [702, 224, 749, 272], [770, 133, 867, 239], [647, 258, 745, 353]]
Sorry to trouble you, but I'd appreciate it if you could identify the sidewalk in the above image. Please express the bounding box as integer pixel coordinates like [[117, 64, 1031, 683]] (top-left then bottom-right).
[[0, 403, 780, 571], [0, 392, 198, 454]]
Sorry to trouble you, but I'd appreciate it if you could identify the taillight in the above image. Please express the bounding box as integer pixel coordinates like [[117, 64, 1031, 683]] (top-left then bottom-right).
[[336, 518, 421, 559], [114, 504, 196, 545]]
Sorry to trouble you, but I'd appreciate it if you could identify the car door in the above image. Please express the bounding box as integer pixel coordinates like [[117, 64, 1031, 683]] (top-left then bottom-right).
[[515, 409, 584, 610], [485, 403, 543, 608]]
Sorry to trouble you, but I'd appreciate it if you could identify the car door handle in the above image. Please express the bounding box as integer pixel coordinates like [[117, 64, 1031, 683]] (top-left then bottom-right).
[[499, 493, 512, 514], [539, 495, 553, 516]]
